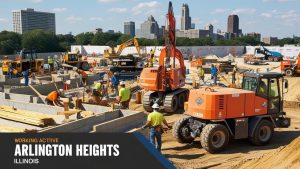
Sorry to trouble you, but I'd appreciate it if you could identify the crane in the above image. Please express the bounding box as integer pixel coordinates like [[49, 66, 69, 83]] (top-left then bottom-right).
[[139, 1, 188, 113]]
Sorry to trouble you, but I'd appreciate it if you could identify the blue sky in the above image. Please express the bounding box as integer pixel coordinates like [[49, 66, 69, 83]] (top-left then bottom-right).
[[0, 0, 299, 38]]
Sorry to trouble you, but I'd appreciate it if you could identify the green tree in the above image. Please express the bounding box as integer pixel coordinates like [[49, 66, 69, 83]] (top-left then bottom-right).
[[75, 32, 94, 45], [22, 29, 59, 52], [117, 34, 133, 44], [0, 31, 21, 55]]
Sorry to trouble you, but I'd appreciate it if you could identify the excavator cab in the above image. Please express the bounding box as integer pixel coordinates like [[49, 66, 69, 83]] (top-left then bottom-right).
[[242, 72, 288, 115]]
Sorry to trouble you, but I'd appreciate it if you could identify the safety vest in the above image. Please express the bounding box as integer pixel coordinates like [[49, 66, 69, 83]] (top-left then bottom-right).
[[198, 68, 204, 76], [48, 58, 53, 64]]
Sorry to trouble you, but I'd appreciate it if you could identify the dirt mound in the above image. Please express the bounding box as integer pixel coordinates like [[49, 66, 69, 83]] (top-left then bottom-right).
[[232, 136, 300, 169], [285, 77, 300, 102]]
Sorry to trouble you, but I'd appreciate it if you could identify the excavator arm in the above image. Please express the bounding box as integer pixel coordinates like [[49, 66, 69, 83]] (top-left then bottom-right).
[[116, 38, 141, 56]]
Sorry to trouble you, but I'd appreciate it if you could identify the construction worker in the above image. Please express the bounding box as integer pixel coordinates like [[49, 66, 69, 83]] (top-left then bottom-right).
[[111, 72, 120, 96], [46, 89, 64, 106], [116, 81, 131, 109], [211, 64, 218, 85], [8, 63, 13, 79], [232, 66, 237, 84], [197, 65, 205, 83], [141, 103, 171, 152], [77, 69, 88, 86], [94, 80, 104, 101], [48, 56, 54, 71], [22, 69, 30, 86], [150, 49, 155, 67]]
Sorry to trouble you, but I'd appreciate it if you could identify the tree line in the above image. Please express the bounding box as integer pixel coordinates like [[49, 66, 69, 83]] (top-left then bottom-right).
[[0, 29, 299, 55]]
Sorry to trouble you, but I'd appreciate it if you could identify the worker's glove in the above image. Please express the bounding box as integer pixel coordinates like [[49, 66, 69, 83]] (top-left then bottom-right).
[[141, 126, 147, 130]]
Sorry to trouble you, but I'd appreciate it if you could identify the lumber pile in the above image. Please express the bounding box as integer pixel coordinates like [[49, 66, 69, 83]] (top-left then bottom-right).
[[0, 106, 56, 127], [0, 125, 37, 133]]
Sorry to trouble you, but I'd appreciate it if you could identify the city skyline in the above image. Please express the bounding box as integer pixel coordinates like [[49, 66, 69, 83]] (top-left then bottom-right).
[[0, 0, 299, 38]]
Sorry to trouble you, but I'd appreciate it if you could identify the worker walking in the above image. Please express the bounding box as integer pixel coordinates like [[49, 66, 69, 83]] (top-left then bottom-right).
[[142, 103, 171, 152], [116, 81, 131, 109], [94, 80, 105, 103], [197, 65, 205, 84], [111, 72, 120, 96], [211, 64, 218, 85], [46, 89, 64, 106]]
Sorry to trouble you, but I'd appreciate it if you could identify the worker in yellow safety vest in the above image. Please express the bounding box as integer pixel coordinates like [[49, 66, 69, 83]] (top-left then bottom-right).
[[197, 65, 205, 83], [116, 81, 131, 109], [141, 103, 171, 152], [48, 56, 54, 71]]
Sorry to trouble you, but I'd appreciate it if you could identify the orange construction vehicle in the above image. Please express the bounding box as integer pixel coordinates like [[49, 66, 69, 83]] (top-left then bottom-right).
[[173, 72, 290, 153], [139, 1, 188, 113], [280, 54, 300, 76]]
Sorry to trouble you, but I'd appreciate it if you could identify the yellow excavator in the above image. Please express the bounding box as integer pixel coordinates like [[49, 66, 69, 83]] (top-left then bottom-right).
[[104, 38, 141, 59]]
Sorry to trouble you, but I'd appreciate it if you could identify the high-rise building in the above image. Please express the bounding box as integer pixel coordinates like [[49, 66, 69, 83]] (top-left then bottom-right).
[[205, 24, 214, 38], [12, 8, 55, 34], [227, 15, 239, 36], [137, 15, 160, 39], [191, 23, 195, 29], [181, 4, 191, 30], [124, 21, 135, 36]]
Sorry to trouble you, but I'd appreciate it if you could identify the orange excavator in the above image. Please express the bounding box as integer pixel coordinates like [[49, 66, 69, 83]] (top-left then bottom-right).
[[139, 1, 188, 113]]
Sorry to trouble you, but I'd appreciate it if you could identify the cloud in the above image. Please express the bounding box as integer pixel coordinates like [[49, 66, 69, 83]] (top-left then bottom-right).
[[211, 8, 230, 14], [53, 8, 67, 12], [132, 1, 161, 15], [261, 12, 272, 18], [0, 18, 8, 22], [108, 8, 127, 13], [89, 17, 103, 21], [66, 16, 82, 24], [31, 0, 43, 3], [97, 0, 118, 3], [232, 8, 256, 15]]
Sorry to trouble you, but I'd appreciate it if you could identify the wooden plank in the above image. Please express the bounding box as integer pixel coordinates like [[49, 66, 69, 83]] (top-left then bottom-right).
[[29, 85, 46, 103], [0, 106, 55, 127]]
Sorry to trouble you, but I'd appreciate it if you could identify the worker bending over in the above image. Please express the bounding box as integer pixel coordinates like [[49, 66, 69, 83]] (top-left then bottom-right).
[[142, 103, 171, 152], [92, 80, 105, 104], [116, 81, 131, 109], [77, 69, 88, 86], [46, 89, 64, 106]]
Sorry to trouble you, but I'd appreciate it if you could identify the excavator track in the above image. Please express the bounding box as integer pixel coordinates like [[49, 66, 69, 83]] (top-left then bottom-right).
[[164, 88, 189, 113], [143, 91, 157, 112]]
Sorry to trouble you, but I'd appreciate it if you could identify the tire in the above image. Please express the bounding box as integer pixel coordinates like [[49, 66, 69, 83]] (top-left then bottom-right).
[[164, 95, 179, 113], [249, 119, 274, 146], [76, 62, 82, 69], [178, 93, 186, 109], [81, 62, 90, 71], [285, 69, 294, 76], [173, 116, 195, 143], [200, 124, 229, 153]]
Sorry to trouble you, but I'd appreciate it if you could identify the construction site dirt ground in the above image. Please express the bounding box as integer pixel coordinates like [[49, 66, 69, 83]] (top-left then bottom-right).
[[160, 108, 300, 169]]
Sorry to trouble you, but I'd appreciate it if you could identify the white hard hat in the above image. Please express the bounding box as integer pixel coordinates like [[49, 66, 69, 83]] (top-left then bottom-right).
[[59, 89, 64, 93], [120, 81, 126, 85], [152, 103, 160, 109]]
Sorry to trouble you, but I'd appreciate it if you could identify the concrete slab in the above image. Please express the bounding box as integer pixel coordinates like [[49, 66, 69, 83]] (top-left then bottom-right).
[[92, 112, 146, 133], [40, 110, 121, 133]]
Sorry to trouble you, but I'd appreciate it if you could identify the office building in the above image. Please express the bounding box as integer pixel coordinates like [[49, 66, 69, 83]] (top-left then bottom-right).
[[124, 21, 135, 36], [262, 37, 278, 45], [227, 15, 239, 37], [181, 4, 191, 30], [247, 32, 261, 42], [12, 8, 55, 34], [137, 15, 160, 39]]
